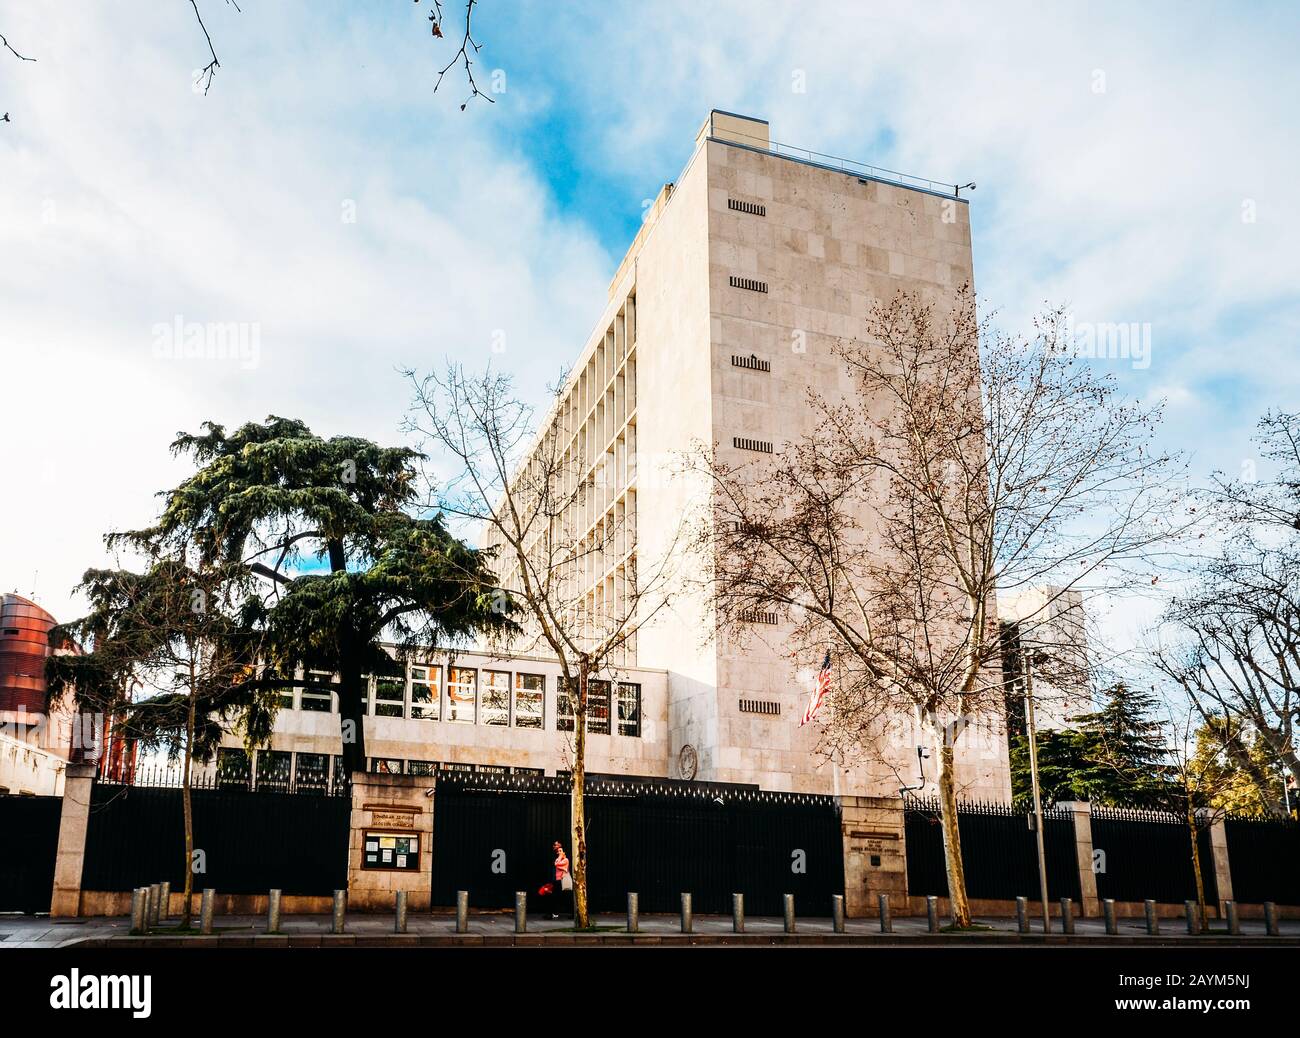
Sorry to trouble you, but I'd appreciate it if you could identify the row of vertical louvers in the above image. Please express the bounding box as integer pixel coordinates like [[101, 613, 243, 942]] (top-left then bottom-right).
[[728, 196, 773, 459]]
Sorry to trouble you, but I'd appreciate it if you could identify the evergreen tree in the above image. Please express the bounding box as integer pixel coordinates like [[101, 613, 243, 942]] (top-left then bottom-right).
[[1067, 682, 1171, 806], [1009, 728, 1091, 808], [117, 416, 517, 773]]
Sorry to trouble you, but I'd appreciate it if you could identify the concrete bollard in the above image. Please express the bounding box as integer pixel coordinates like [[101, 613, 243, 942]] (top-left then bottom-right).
[[784, 893, 796, 933], [680, 893, 693, 934], [627, 892, 639, 933], [1059, 897, 1074, 934], [331, 890, 346, 933], [1264, 902, 1280, 936], [1103, 899, 1118, 935], [1184, 900, 1200, 935], [130, 887, 147, 935], [199, 888, 215, 935], [1144, 899, 1160, 935], [1059, 897, 1074, 935], [395, 891, 407, 933], [732, 893, 744, 933], [514, 891, 527, 933], [158, 881, 170, 922], [832, 894, 845, 934], [267, 889, 282, 933], [926, 895, 941, 933], [456, 890, 469, 933], [147, 883, 161, 927], [878, 893, 892, 933], [1225, 900, 1239, 936], [1016, 896, 1030, 934]]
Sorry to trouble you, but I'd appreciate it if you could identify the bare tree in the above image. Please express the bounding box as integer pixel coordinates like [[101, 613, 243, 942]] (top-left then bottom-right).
[[405, 364, 683, 929], [47, 555, 266, 929], [1153, 411, 1300, 813], [1153, 704, 1232, 932], [3, 1, 490, 117], [685, 288, 1189, 927]]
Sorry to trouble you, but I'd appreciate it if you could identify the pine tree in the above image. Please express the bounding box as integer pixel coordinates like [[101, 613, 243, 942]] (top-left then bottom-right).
[[1071, 682, 1171, 807], [114, 416, 517, 773]]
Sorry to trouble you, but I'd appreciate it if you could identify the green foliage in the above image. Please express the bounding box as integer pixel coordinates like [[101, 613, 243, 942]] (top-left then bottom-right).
[[1009, 683, 1172, 809], [1190, 716, 1287, 817], [46, 558, 264, 763], [117, 416, 518, 771]]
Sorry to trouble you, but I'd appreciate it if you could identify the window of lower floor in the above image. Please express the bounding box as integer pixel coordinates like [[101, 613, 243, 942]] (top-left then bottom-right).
[[617, 682, 642, 737], [256, 749, 293, 792], [216, 747, 250, 788], [300, 671, 338, 713], [514, 673, 544, 729], [295, 752, 330, 792], [447, 667, 476, 723], [373, 675, 405, 718], [482, 670, 510, 726], [410, 665, 441, 721]]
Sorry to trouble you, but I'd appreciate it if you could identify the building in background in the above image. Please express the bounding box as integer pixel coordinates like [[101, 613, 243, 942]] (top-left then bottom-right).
[[209, 111, 1009, 799], [0, 594, 83, 795], [997, 586, 1091, 751]]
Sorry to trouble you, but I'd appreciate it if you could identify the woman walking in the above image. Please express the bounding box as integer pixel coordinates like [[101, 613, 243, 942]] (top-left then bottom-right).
[[550, 840, 572, 920]]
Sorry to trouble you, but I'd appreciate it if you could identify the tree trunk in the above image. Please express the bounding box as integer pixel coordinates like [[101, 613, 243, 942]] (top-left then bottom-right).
[[181, 663, 197, 929], [1187, 803, 1208, 933], [571, 663, 589, 930], [329, 541, 368, 774], [338, 674, 368, 773], [337, 640, 367, 774], [936, 736, 972, 928]]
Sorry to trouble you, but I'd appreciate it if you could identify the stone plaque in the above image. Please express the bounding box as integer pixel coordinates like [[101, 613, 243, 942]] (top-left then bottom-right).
[[371, 808, 418, 830]]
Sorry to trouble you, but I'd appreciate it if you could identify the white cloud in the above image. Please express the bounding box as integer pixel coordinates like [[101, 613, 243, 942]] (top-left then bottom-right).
[[0, 2, 609, 622]]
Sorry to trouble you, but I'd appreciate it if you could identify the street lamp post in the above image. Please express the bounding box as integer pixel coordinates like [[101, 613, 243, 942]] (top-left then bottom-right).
[[1024, 658, 1051, 934]]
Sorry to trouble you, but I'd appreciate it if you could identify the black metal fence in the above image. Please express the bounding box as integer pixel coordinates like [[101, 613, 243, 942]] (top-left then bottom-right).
[[0, 794, 63, 913], [81, 778, 350, 896], [431, 772, 845, 916], [1089, 806, 1217, 904], [1224, 814, 1300, 905], [904, 797, 1082, 903]]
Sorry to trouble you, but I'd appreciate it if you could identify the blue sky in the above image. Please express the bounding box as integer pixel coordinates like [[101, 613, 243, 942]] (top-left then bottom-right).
[[2, 1, 1298, 629]]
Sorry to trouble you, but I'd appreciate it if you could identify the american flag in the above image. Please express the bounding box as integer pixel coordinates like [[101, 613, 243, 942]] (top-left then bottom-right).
[[799, 651, 832, 727]]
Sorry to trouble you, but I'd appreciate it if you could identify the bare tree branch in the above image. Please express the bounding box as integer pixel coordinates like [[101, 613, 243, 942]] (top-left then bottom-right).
[[189, 0, 222, 96], [0, 31, 35, 62], [428, 0, 494, 108]]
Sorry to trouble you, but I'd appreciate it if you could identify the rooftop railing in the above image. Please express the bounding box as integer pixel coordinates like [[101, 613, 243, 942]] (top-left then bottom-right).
[[709, 124, 964, 198]]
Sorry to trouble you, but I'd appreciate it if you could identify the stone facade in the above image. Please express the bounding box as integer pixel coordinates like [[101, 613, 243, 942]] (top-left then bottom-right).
[[839, 796, 908, 918], [625, 111, 1009, 799], [346, 772, 435, 912], [216, 110, 1009, 802]]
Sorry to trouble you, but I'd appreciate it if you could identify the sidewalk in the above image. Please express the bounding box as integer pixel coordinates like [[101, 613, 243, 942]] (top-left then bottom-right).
[[2, 911, 1293, 948]]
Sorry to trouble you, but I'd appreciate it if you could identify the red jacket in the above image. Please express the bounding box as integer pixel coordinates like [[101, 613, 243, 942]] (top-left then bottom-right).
[[554, 849, 570, 882]]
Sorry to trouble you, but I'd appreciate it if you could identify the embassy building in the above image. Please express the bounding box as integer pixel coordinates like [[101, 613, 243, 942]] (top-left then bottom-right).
[[219, 112, 1011, 803]]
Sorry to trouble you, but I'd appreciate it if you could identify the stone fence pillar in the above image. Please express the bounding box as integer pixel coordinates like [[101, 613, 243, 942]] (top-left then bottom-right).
[[1207, 812, 1234, 916], [49, 763, 96, 916], [839, 796, 907, 917], [1058, 801, 1099, 918], [347, 770, 435, 912]]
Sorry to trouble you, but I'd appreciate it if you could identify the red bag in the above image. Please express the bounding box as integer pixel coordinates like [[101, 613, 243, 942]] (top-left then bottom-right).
[[537, 882, 554, 896]]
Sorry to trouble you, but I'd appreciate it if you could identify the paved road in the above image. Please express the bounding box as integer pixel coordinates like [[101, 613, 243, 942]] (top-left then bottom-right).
[[2, 910, 1292, 948]]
